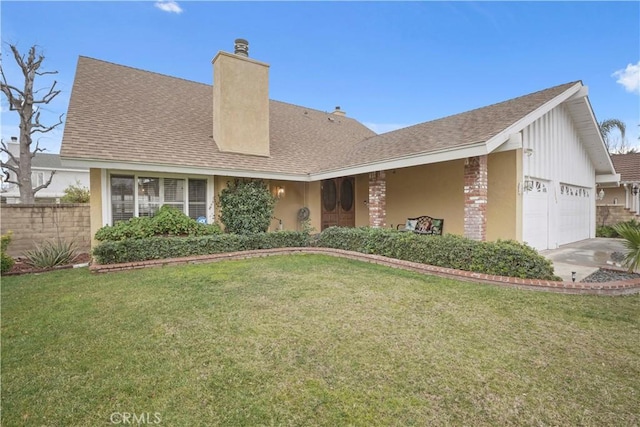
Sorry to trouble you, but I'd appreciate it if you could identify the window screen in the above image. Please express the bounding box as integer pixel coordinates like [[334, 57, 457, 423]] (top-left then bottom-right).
[[188, 179, 207, 220], [138, 177, 160, 217], [164, 178, 185, 212], [111, 175, 134, 223]]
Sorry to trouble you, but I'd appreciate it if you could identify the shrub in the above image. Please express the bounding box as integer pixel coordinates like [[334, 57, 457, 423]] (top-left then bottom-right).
[[1, 232, 15, 274], [93, 231, 310, 264], [60, 181, 90, 203], [218, 179, 277, 234], [95, 206, 221, 241], [25, 239, 77, 269], [613, 221, 640, 272], [316, 227, 559, 280], [596, 225, 619, 238]]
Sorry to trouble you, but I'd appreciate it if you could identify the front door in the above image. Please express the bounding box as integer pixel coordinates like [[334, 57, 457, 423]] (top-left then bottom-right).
[[321, 177, 355, 230]]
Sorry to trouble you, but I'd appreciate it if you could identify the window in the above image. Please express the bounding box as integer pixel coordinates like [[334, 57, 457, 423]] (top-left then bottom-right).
[[138, 177, 160, 217], [110, 175, 208, 224], [163, 178, 185, 212], [31, 172, 45, 188], [188, 179, 207, 220], [111, 176, 135, 223]]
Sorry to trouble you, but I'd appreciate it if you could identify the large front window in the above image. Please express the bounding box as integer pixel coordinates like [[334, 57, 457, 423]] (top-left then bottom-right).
[[110, 174, 209, 224]]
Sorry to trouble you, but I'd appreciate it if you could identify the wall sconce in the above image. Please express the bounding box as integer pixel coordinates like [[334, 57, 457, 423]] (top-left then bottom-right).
[[524, 148, 534, 157], [275, 186, 285, 199], [363, 199, 369, 207], [633, 185, 639, 196], [598, 189, 605, 201]]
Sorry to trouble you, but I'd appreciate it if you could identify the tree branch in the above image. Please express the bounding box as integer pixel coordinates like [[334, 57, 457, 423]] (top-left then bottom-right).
[[33, 170, 55, 193], [31, 113, 64, 134], [0, 160, 19, 175], [33, 80, 60, 104], [36, 70, 58, 76], [0, 140, 20, 165]]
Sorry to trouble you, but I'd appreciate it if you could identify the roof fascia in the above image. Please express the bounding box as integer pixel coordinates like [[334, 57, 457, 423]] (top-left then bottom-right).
[[596, 173, 621, 186], [310, 142, 487, 180], [573, 92, 617, 175], [486, 82, 583, 153], [60, 158, 310, 181]]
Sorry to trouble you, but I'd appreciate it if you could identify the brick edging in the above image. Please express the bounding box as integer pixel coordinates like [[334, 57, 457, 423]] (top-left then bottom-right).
[[90, 248, 640, 296]]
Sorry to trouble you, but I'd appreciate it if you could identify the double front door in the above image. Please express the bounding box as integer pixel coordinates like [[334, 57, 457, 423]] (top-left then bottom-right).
[[321, 177, 355, 230]]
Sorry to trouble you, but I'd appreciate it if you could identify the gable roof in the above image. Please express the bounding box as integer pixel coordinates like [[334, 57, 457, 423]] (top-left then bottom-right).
[[611, 152, 640, 183], [60, 57, 375, 179], [61, 56, 615, 181]]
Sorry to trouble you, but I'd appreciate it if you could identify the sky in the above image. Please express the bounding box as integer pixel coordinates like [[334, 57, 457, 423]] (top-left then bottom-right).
[[1, 1, 639, 155]]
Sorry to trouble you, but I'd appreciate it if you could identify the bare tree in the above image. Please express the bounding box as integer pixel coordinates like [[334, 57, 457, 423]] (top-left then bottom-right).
[[1, 44, 63, 203], [599, 118, 627, 154]]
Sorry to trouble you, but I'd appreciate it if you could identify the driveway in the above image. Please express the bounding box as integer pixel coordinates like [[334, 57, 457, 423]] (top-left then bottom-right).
[[540, 238, 626, 282]]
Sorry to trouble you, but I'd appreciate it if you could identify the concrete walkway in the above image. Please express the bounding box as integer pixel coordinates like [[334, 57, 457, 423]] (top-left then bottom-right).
[[540, 238, 626, 282]]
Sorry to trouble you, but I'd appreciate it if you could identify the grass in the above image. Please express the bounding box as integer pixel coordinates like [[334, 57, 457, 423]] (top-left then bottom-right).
[[2, 254, 639, 426]]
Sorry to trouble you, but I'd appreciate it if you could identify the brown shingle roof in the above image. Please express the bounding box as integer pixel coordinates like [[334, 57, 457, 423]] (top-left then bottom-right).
[[61, 56, 579, 176], [61, 57, 375, 175], [611, 153, 640, 182], [320, 81, 579, 171]]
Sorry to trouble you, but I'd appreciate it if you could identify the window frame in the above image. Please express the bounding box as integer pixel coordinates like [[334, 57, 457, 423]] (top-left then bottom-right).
[[106, 171, 213, 225]]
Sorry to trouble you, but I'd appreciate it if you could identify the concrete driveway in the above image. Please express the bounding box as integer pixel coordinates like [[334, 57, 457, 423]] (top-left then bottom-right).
[[540, 238, 626, 282]]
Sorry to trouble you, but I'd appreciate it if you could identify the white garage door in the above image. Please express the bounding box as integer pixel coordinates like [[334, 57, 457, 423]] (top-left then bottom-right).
[[523, 179, 549, 250], [558, 184, 590, 245]]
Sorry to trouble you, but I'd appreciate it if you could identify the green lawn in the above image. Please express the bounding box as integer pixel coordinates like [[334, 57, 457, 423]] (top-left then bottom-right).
[[2, 255, 639, 426]]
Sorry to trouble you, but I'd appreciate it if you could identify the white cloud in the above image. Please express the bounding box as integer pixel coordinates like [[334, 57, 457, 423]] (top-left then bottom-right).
[[154, 0, 183, 14], [363, 123, 408, 134], [612, 61, 640, 95]]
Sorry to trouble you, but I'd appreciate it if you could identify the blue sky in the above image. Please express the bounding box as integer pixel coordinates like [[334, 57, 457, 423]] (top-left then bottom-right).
[[1, 1, 639, 154]]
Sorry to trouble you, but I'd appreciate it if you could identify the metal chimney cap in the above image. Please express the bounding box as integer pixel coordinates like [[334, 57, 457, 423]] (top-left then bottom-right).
[[234, 39, 249, 57]]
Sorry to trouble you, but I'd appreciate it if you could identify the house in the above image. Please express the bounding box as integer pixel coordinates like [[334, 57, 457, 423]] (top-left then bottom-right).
[[596, 152, 640, 226], [60, 39, 619, 251], [2, 139, 89, 204]]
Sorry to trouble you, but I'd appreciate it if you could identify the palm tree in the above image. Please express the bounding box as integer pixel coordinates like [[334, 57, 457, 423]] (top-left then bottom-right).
[[599, 119, 626, 153]]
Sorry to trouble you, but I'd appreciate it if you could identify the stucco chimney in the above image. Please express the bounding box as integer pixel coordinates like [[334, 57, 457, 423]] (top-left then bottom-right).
[[212, 39, 270, 157], [332, 106, 346, 116]]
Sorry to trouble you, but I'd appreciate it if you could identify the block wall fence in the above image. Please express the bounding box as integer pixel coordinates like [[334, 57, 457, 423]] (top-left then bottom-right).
[[1, 204, 91, 257]]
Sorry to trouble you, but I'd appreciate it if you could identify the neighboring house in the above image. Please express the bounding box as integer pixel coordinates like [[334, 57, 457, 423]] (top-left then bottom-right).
[[2, 140, 89, 204], [596, 152, 640, 225], [60, 39, 619, 251]]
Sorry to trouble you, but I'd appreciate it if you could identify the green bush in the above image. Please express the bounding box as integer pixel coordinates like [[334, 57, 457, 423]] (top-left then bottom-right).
[[60, 181, 90, 203], [93, 231, 310, 264], [218, 179, 277, 235], [613, 221, 640, 273], [95, 206, 221, 241], [25, 239, 77, 269], [1, 232, 15, 274], [597, 219, 640, 238], [316, 227, 559, 280]]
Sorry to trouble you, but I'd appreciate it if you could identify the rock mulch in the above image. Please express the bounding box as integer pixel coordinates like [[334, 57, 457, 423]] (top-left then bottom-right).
[[582, 268, 640, 283]]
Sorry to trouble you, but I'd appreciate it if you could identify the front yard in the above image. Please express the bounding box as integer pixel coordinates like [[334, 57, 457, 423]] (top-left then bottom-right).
[[2, 255, 639, 426]]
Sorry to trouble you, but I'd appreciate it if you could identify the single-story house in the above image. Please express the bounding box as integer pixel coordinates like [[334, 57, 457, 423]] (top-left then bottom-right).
[[596, 152, 640, 226], [60, 39, 619, 251], [2, 139, 89, 204]]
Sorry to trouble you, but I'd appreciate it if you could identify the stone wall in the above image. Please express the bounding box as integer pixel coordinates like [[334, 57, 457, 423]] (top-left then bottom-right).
[[596, 205, 640, 227], [1, 204, 91, 257]]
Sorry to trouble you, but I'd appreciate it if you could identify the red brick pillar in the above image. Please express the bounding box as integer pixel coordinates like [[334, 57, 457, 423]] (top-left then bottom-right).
[[368, 171, 386, 228], [464, 155, 488, 241]]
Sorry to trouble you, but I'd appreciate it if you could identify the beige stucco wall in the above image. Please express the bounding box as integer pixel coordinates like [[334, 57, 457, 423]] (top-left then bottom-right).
[[597, 186, 626, 206], [89, 168, 103, 247], [385, 160, 465, 235], [214, 176, 313, 232], [486, 150, 519, 241], [355, 174, 370, 227], [212, 52, 270, 157]]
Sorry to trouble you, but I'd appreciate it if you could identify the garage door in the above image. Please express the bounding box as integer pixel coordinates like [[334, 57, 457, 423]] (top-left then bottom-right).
[[523, 179, 549, 250], [558, 184, 590, 245]]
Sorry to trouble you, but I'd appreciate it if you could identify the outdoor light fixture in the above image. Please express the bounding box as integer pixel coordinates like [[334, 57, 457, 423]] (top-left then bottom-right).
[[598, 189, 605, 201], [633, 185, 639, 196], [572, 271, 576, 283], [275, 186, 285, 199]]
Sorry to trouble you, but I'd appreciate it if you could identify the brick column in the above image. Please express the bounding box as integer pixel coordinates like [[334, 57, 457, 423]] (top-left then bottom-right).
[[368, 171, 386, 228], [464, 155, 488, 241]]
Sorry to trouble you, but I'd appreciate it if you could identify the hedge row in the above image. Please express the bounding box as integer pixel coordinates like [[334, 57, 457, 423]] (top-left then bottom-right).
[[315, 227, 559, 280], [92, 231, 309, 265], [92, 226, 559, 280]]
